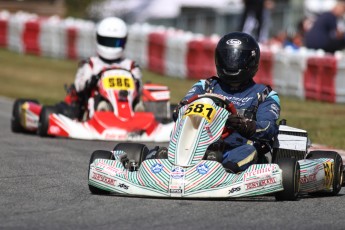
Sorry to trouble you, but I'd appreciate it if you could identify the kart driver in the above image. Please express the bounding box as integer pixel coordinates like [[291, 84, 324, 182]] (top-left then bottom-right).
[[69, 17, 142, 119], [172, 32, 280, 173]]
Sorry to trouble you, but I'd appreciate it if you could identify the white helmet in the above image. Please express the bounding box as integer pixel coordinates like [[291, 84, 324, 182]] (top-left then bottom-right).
[[96, 17, 128, 60]]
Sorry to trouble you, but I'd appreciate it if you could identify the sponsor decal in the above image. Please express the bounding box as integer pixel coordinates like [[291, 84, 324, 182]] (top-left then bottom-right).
[[196, 163, 209, 175], [118, 183, 129, 190], [94, 161, 124, 175], [171, 167, 185, 179], [226, 96, 254, 107], [49, 125, 61, 134], [226, 39, 241, 46], [150, 91, 170, 100], [323, 162, 334, 189], [92, 172, 116, 186], [151, 163, 163, 174], [170, 189, 183, 193], [244, 165, 277, 181], [104, 132, 127, 140], [245, 177, 276, 190], [205, 125, 213, 138], [228, 186, 241, 194], [300, 174, 317, 184]]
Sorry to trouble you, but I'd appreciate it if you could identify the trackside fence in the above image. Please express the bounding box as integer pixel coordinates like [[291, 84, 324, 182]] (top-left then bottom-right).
[[1, 10, 345, 104]]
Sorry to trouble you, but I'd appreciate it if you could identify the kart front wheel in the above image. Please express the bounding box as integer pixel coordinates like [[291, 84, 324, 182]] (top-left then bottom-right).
[[275, 158, 300, 201], [11, 99, 38, 133], [37, 106, 57, 137], [307, 151, 343, 196], [113, 143, 149, 171], [88, 150, 114, 195]]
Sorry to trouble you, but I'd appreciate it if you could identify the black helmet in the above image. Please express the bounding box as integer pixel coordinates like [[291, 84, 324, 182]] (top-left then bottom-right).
[[215, 32, 260, 86]]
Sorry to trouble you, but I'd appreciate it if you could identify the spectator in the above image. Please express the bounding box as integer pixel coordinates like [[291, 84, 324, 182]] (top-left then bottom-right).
[[239, 0, 275, 43], [304, 0, 345, 53]]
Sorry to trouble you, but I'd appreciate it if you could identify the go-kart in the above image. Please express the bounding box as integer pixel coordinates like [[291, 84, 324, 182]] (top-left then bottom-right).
[[11, 68, 174, 142], [88, 93, 344, 200]]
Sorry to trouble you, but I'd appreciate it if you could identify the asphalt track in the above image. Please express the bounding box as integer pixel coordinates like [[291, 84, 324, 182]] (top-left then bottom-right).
[[1, 96, 345, 230]]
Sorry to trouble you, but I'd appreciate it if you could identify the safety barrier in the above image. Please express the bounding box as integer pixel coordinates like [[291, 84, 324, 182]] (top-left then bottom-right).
[[2, 10, 345, 104], [0, 11, 9, 47], [335, 59, 345, 103], [23, 19, 41, 55], [164, 30, 193, 78], [256, 49, 274, 87], [201, 36, 218, 78], [0, 18, 8, 47], [186, 36, 205, 79], [147, 29, 167, 75], [126, 23, 153, 69], [304, 55, 336, 103]]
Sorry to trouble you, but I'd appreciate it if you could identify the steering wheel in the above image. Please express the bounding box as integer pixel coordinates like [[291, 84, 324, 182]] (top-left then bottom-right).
[[186, 93, 236, 139]]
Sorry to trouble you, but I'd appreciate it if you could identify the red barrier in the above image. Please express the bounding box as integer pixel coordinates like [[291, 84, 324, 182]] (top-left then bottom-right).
[[202, 38, 217, 77], [148, 31, 166, 74], [304, 56, 336, 103], [255, 50, 273, 87], [187, 37, 217, 80], [186, 39, 204, 79], [0, 19, 8, 47], [66, 27, 77, 59], [22, 20, 41, 55]]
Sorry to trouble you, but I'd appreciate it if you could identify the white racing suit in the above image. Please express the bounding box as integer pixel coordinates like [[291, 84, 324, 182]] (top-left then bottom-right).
[[73, 56, 143, 117], [74, 56, 142, 95]]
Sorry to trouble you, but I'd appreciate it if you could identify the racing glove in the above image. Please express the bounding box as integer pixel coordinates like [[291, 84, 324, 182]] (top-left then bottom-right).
[[172, 100, 188, 122], [226, 114, 256, 139]]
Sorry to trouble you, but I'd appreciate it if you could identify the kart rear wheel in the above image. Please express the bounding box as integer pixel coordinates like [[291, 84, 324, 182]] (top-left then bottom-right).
[[307, 151, 343, 196], [113, 143, 149, 170], [37, 106, 57, 137], [11, 99, 39, 133], [88, 150, 114, 195], [275, 158, 300, 201]]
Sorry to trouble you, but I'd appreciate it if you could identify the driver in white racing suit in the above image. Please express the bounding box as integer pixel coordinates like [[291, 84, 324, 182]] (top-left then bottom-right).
[[69, 17, 142, 119]]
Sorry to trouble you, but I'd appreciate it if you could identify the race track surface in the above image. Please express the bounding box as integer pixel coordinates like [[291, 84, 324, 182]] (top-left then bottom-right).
[[0, 97, 344, 230]]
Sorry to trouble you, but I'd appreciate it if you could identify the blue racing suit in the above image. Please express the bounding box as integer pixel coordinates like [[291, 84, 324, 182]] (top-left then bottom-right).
[[178, 77, 281, 172]]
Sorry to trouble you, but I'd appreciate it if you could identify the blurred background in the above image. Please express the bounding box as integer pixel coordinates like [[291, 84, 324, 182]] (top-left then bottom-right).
[[0, 0, 338, 38], [1, 0, 345, 149]]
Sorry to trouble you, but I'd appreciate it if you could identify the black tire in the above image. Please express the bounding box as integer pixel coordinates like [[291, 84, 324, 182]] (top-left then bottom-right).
[[11, 99, 39, 133], [88, 150, 114, 195], [37, 106, 58, 137], [306, 150, 343, 196], [275, 158, 300, 201], [113, 143, 149, 169]]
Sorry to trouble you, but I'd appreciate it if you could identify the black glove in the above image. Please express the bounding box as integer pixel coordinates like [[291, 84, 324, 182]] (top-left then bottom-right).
[[172, 100, 188, 122], [89, 74, 100, 89], [226, 114, 256, 139]]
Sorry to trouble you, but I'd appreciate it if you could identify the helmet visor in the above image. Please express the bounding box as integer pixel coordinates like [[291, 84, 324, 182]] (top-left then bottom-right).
[[97, 35, 127, 48], [217, 48, 257, 70]]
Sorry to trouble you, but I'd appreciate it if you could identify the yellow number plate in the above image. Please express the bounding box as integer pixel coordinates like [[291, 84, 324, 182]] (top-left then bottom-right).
[[102, 76, 135, 90], [183, 103, 216, 123]]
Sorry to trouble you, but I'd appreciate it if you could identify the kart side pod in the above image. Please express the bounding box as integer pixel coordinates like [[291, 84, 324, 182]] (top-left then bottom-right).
[[273, 124, 308, 162]]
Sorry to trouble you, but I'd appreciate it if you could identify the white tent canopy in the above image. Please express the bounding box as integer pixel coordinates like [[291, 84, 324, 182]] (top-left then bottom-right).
[[88, 0, 243, 22]]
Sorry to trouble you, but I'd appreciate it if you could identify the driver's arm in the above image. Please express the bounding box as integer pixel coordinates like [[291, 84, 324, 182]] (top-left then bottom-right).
[[227, 92, 280, 142], [251, 91, 280, 142], [130, 62, 143, 95], [74, 60, 93, 93]]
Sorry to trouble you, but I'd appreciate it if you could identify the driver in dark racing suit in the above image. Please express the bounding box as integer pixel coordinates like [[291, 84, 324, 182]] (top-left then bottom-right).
[[173, 32, 280, 173]]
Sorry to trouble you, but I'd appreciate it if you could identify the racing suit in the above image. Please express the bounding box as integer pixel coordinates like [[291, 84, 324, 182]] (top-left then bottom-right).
[[176, 77, 280, 172], [72, 56, 143, 117]]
